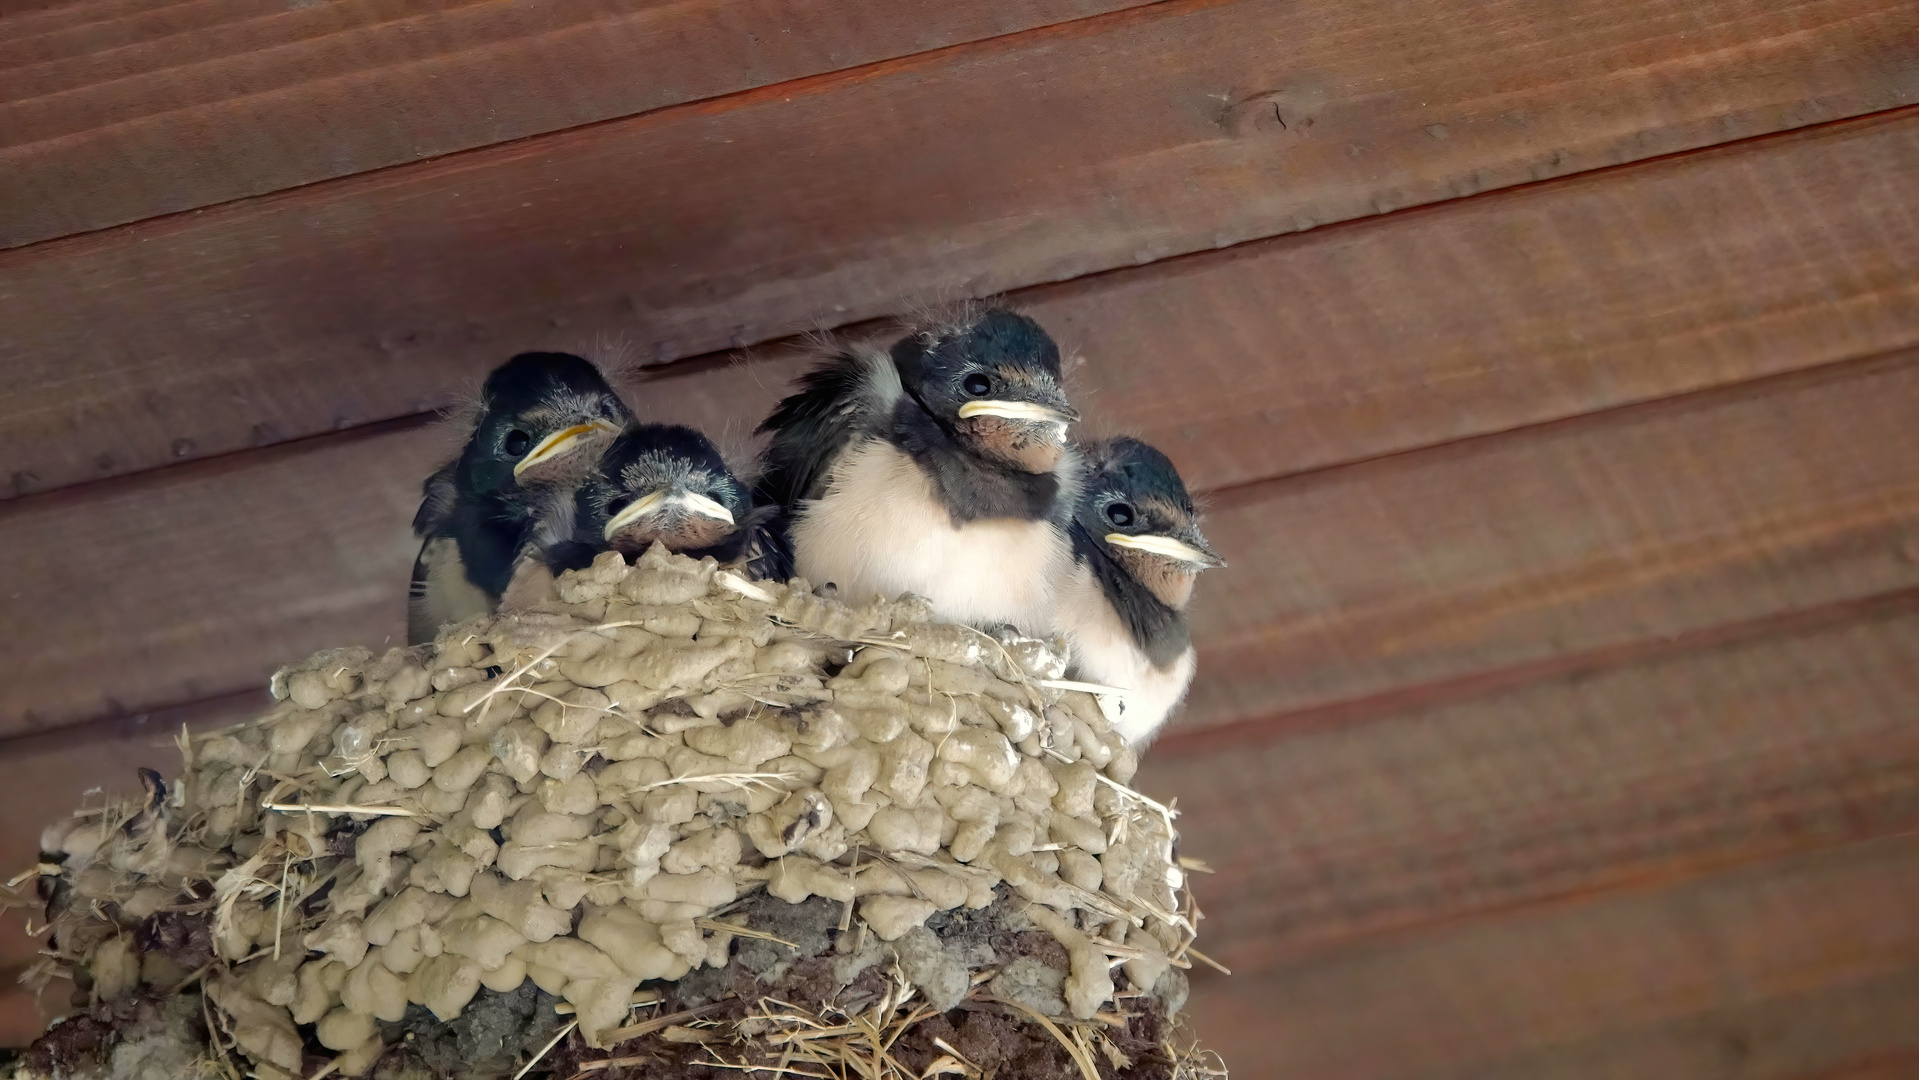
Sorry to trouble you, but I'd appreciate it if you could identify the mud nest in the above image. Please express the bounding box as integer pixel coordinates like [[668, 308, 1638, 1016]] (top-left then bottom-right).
[[5, 547, 1228, 1080]]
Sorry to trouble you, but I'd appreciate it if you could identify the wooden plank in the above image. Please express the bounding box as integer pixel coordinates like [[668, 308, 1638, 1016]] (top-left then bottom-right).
[[696, 106, 1919, 495], [0, 0, 450, 56], [4, 1, 1916, 495], [3, 341, 1917, 750], [0, 0, 204, 39], [1177, 350, 1919, 732], [1182, 836, 1919, 1080], [1141, 599, 1919, 968], [0, 421, 422, 736], [357, 107, 1919, 497], [0, 0, 1156, 244], [0, 0, 365, 54]]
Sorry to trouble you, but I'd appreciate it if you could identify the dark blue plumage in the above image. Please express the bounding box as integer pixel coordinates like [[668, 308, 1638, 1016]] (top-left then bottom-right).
[[408, 353, 632, 644], [1055, 436, 1223, 745], [549, 423, 792, 581], [755, 308, 1082, 628]]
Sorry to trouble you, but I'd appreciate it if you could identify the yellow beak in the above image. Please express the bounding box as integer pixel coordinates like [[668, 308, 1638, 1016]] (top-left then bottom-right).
[[1105, 532, 1226, 568], [512, 419, 618, 478]]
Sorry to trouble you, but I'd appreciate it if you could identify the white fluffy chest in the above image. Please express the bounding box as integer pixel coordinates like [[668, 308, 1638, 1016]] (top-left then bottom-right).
[[791, 440, 1070, 631], [1055, 561, 1196, 746]]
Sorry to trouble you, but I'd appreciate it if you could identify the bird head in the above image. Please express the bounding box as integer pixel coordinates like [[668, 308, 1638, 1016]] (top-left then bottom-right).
[[589, 424, 749, 557], [892, 309, 1080, 473], [459, 353, 630, 499], [1077, 437, 1223, 610]]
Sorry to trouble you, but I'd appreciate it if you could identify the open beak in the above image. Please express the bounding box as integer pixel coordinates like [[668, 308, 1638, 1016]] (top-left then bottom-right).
[[513, 419, 620, 478], [603, 487, 736, 540], [1105, 532, 1226, 569]]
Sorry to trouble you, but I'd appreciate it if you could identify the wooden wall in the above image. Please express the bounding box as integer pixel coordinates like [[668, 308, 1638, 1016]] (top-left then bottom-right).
[[3, 0, 1918, 1071]]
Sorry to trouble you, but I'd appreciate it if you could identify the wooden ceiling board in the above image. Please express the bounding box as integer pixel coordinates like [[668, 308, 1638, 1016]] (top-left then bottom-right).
[[3, 0, 1915, 493], [1182, 836, 1919, 1080], [1140, 599, 1919, 968], [0, 0, 1159, 242], [5, 344, 1915, 746]]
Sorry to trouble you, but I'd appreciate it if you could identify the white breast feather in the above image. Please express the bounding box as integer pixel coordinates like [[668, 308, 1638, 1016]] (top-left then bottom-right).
[[1054, 561, 1196, 746], [792, 440, 1071, 631]]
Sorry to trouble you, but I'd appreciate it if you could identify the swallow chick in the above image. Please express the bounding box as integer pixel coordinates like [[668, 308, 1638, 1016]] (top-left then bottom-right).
[[548, 423, 792, 579], [757, 307, 1081, 630], [408, 352, 633, 644], [1055, 437, 1224, 745]]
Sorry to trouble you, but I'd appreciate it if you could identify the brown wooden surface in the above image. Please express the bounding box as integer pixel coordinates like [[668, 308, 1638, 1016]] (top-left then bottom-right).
[[6, 0, 1918, 1067], [0, 0, 1157, 245], [1179, 349, 1919, 732], [1183, 835, 1919, 1080], [8, 341, 1916, 739], [4, 0, 1917, 495], [1142, 597, 1919, 969]]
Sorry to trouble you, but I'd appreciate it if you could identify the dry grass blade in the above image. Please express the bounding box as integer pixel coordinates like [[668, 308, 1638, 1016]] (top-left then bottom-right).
[[512, 1018, 578, 1080], [980, 996, 1103, 1080], [552, 989, 662, 1016], [260, 802, 419, 817], [695, 1059, 834, 1078], [696, 916, 799, 948], [1185, 946, 1231, 975], [601, 1001, 731, 1045], [1038, 679, 1129, 697], [715, 571, 775, 603], [640, 771, 799, 793]]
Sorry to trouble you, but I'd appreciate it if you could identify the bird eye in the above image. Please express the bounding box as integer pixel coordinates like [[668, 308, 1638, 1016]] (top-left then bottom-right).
[[962, 373, 993, 397], [503, 429, 533, 457], [1105, 501, 1135, 527], [606, 495, 634, 516]]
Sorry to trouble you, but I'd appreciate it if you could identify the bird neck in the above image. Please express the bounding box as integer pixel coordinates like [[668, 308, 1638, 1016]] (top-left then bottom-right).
[[887, 398, 1067, 525], [1071, 520, 1191, 669]]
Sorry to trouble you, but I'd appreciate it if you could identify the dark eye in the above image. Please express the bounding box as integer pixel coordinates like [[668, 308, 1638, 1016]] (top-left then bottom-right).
[[503, 429, 532, 457], [1105, 502, 1135, 527], [605, 495, 633, 516], [962, 373, 993, 397]]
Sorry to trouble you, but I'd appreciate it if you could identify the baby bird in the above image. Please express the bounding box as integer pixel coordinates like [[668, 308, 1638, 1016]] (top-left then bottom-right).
[[1054, 437, 1223, 745], [550, 423, 792, 580], [408, 352, 632, 644], [757, 308, 1080, 630]]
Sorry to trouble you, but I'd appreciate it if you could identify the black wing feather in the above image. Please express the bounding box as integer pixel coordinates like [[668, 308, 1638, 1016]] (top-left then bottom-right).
[[754, 351, 876, 507], [740, 502, 795, 581], [412, 460, 460, 538]]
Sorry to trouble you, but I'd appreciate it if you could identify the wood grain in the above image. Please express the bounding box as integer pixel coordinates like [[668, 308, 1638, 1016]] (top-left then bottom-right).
[[409, 106, 1919, 495], [4, 0, 1916, 495], [1032, 112, 1919, 493], [0, 0, 1156, 244], [0, 420, 424, 736], [695, 105, 1919, 494], [1183, 836, 1919, 1080], [1142, 600, 1919, 969], [1177, 350, 1919, 732], [3, 343, 1917, 750]]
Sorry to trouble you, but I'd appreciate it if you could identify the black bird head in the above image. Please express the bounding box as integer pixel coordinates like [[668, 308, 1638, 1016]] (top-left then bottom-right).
[[457, 352, 631, 499], [586, 424, 750, 558], [1076, 437, 1224, 610], [891, 309, 1080, 474]]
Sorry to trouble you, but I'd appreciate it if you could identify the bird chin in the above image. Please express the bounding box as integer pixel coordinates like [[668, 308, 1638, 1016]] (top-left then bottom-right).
[[959, 417, 1068, 473], [1110, 547, 1198, 610], [609, 515, 736, 556]]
